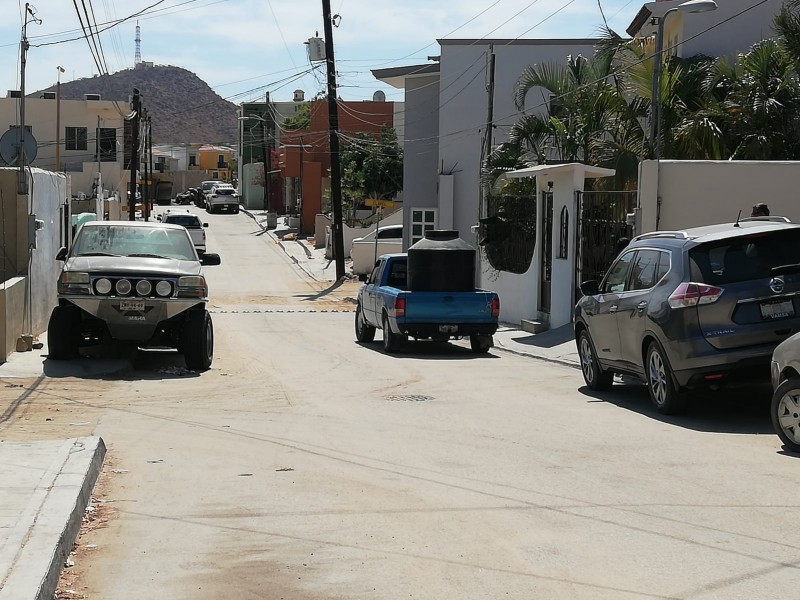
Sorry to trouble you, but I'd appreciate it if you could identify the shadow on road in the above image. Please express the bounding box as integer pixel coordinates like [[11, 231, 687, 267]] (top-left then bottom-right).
[[42, 343, 203, 380], [579, 381, 773, 435], [356, 340, 500, 360]]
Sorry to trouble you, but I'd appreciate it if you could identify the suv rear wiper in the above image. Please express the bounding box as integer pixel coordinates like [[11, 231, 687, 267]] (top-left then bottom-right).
[[771, 263, 800, 275]]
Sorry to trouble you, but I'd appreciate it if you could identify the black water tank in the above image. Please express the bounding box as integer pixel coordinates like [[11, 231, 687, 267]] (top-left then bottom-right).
[[407, 230, 476, 292]]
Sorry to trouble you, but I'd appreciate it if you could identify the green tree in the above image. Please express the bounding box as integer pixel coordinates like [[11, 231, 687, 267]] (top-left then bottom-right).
[[339, 127, 403, 220]]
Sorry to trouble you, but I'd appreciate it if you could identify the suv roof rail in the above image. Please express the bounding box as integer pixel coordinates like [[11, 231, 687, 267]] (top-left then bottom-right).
[[633, 231, 690, 241], [739, 216, 792, 223]]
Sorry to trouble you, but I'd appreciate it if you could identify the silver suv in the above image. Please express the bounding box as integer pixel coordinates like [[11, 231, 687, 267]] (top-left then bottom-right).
[[575, 217, 800, 414]]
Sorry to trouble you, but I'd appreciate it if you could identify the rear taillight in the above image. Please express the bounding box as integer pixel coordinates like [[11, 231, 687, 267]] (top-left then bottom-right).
[[394, 297, 406, 318], [668, 282, 723, 309], [491, 296, 500, 318]]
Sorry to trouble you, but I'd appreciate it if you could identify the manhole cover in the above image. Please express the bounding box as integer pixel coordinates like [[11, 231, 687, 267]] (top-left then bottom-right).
[[385, 394, 433, 402]]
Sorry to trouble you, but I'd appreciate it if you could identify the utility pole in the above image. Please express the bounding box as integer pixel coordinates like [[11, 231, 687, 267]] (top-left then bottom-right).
[[128, 88, 140, 221], [264, 91, 271, 212], [480, 45, 495, 220], [147, 114, 153, 221], [321, 0, 345, 279], [142, 109, 149, 221], [18, 3, 41, 195]]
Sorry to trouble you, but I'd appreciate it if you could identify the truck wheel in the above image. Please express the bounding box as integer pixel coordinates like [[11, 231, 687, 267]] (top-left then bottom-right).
[[47, 305, 81, 360], [470, 334, 493, 354], [183, 310, 214, 371], [382, 314, 405, 354], [234, 206, 240, 214], [355, 304, 375, 342]]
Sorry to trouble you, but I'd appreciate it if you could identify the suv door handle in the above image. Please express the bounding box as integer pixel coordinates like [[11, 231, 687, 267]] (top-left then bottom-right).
[[637, 301, 647, 311], [609, 305, 618, 313]]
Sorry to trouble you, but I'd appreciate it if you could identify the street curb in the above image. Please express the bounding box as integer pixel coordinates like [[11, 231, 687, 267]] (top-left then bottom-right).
[[492, 338, 581, 371], [0, 437, 107, 600]]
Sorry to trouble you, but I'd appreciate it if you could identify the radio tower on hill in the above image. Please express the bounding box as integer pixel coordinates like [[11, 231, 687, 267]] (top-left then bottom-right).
[[134, 21, 141, 66]]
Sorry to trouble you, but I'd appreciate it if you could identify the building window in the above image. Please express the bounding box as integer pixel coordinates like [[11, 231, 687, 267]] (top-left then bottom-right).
[[212, 171, 219, 179], [411, 208, 436, 244], [96, 127, 116, 162], [558, 206, 569, 259], [189, 155, 197, 166], [217, 154, 226, 168], [65, 126, 88, 151]]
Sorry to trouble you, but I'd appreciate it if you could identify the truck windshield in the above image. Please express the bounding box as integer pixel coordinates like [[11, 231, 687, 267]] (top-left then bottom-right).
[[72, 225, 196, 261]]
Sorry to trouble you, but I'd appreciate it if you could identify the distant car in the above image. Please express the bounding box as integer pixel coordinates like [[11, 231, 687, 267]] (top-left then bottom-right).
[[771, 333, 800, 451], [158, 209, 208, 254], [574, 216, 800, 415], [47, 221, 221, 370], [350, 224, 403, 276], [206, 186, 239, 214]]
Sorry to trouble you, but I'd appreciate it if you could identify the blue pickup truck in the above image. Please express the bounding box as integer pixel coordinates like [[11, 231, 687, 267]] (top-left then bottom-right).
[[355, 253, 500, 353]]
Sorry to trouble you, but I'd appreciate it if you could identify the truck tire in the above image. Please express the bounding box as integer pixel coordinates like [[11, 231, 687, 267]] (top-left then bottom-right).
[[382, 314, 405, 354], [470, 334, 493, 354], [183, 310, 214, 371], [355, 304, 375, 342], [47, 305, 81, 360]]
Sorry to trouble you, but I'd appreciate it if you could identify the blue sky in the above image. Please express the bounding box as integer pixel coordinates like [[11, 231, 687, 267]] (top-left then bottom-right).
[[1, 0, 642, 105]]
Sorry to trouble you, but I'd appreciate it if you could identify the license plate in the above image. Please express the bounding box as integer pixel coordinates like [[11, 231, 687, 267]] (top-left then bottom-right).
[[760, 299, 794, 320], [438, 325, 458, 333], [120, 300, 145, 311]]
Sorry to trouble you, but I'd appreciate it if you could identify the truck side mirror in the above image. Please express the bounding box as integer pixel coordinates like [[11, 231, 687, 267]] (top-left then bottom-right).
[[55, 247, 68, 261], [203, 223, 208, 228]]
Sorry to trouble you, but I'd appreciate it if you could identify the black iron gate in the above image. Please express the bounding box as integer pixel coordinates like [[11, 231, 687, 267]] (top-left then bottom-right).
[[575, 191, 637, 287]]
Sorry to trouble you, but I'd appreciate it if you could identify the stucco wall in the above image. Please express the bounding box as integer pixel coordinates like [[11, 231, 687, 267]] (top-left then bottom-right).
[[438, 39, 599, 252], [682, 0, 777, 60], [0, 277, 26, 360], [638, 160, 800, 233]]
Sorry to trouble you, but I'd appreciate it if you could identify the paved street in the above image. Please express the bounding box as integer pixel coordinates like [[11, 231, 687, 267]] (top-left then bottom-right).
[[2, 206, 800, 599]]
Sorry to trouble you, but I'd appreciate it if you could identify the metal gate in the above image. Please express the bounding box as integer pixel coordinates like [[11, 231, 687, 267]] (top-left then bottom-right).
[[575, 191, 637, 287], [540, 190, 553, 313]]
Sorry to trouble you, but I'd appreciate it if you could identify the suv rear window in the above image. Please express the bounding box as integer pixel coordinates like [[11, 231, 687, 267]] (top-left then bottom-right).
[[689, 229, 800, 285], [214, 188, 235, 196], [164, 215, 201, 228]]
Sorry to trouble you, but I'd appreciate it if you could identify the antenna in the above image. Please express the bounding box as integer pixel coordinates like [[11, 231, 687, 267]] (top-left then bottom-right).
[[734, 209, 742, 227], [135, 21, 141, 66]]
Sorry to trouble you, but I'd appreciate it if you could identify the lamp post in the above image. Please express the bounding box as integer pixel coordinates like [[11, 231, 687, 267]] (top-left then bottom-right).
[[55, 65, 64, 171], [650, 0, 717, 159]]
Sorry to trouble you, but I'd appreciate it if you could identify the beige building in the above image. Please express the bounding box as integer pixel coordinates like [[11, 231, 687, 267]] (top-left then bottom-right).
[[0, 92, 129, 199]]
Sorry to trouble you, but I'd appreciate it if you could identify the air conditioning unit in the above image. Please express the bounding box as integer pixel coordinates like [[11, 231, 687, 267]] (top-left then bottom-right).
[[7, 90, 21, 98], [85, 93, 101, 101], [42, 91, 56, 100]]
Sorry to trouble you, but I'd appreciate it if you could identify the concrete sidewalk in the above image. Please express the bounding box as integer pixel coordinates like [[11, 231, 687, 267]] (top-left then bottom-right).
[[241, 207, 581, 370], [0, 436, 105, 600]]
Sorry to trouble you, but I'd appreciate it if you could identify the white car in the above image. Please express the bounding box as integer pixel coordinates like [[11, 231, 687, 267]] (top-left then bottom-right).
[[350, 224, 403, 276], [206, 185, 239, 214], [158, 209, 208, 254], [771, 331, 800, 452]]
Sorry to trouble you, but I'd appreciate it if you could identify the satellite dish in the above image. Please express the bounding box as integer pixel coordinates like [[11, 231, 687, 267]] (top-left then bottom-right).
[[0, 128, 37, 166], [372, 90, 386, 102]]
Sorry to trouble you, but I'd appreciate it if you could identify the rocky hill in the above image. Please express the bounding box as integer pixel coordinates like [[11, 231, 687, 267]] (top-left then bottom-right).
[[35, 65, 238, 145]]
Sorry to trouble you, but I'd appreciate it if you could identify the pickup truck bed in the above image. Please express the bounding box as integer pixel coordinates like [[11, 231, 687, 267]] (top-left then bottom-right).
[[355, 254, 499, 353]]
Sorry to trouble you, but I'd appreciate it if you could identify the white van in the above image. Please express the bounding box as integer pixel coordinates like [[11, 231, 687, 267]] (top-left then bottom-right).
[[350, 224, 403, 276]]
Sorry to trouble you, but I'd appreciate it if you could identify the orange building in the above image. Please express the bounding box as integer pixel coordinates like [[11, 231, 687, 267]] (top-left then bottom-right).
[[279, 100, 395, 234], [198, 145, 234, 182]]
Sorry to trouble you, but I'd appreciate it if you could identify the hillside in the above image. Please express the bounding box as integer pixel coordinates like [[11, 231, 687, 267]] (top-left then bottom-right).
[[35, 65, 238, 145]]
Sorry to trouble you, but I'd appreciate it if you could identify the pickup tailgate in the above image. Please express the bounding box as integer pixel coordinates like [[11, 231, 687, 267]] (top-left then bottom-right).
[[402, 290, 497, 324]]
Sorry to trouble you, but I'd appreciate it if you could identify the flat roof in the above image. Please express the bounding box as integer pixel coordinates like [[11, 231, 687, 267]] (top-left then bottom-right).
[[504, 163, 616, 180], [371, 64, 440, 89], [437, 38, 599, 46]]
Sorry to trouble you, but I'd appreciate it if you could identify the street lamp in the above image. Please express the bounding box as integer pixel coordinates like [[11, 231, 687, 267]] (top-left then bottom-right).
[[237, 114, 272, 210], [55, 65, 64, 171], [650, 0, 717, 158]]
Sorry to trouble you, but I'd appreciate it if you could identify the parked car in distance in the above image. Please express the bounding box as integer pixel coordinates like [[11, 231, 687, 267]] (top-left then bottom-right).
[[770, 332, 800, 451], [206, 186, 239, 213], [351, 224, 402, 276], [574, 216, 800, 414], [47, 221, 221, 370], [158, 208, 208, 255]]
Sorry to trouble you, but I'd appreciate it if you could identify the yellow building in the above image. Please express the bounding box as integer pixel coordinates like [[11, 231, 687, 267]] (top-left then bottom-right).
[[198, 145, 233, 182]]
